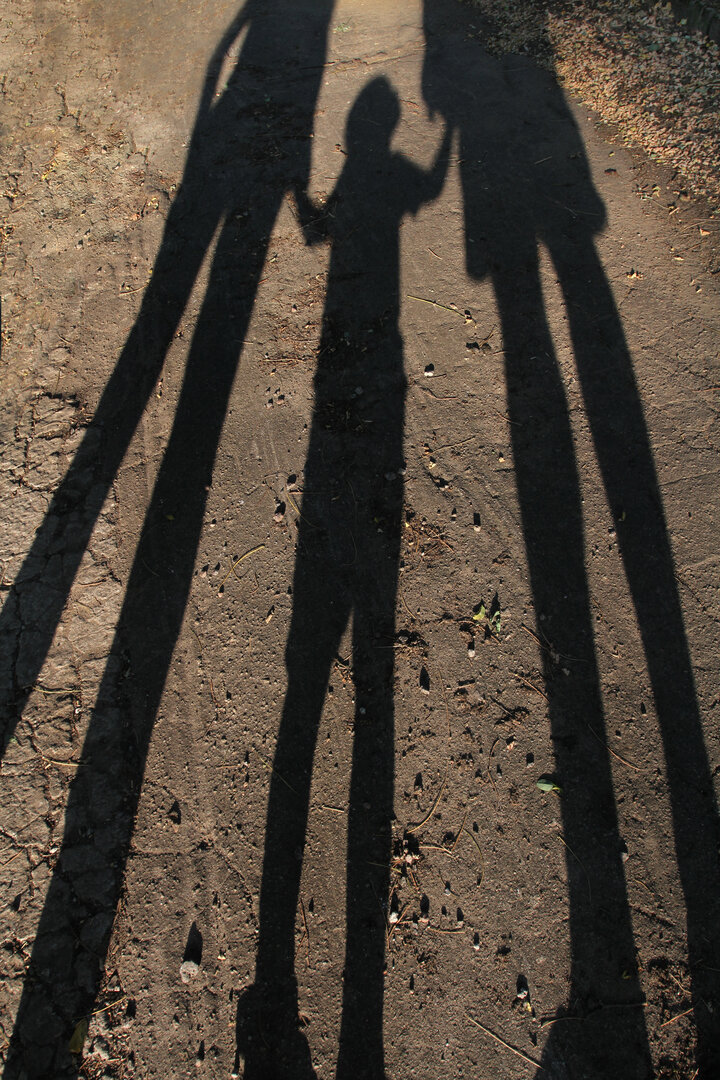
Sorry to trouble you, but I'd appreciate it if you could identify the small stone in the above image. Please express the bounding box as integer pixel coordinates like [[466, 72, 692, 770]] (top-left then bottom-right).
[[180, 960, 200, 984]]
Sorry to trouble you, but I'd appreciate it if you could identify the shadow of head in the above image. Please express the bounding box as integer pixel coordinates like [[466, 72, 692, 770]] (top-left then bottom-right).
[[346, 76, 400, 154]]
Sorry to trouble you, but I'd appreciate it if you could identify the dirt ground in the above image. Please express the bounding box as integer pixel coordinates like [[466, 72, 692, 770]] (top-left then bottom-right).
[[1, 1, 719, 1078]]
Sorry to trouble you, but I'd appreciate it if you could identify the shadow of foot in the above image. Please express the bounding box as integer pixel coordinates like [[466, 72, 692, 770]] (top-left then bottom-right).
[[234, 980, 316, 1080]]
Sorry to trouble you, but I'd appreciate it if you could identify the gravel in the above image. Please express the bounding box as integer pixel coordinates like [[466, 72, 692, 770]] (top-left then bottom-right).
[[465, 0, 720, 209]]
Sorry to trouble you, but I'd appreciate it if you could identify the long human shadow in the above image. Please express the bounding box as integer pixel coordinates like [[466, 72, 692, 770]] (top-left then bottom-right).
[[423, 2, 719, 1077], [2, 2, 335, 1076], [233, 79, 450, 1080]]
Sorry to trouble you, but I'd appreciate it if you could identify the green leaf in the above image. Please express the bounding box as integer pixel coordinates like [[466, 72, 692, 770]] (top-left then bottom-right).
[[536, 777, 562, 794], [472, 602, 486, 622], [69, 1018, 88, 1055]]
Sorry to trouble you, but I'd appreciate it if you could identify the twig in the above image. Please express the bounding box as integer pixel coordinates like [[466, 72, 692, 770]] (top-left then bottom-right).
[[466, 1014, 543, 1071], [488, 404, 520, 426], [661, 1006, 693, 1028], [91, 996, 127, 1018], [299, 898, 311, 965], [520, 622, 588, 664], [511, 672, 549, 701], [431, 433, 481, 453], [406, 294, 466, 318], [436, 665, 452, 736], [254, 747, 298, 795], [407, 767, 448, 835], [557, 833, 592, 902], [388, 903, 412, 942], [285, 489, 321, 530], [0, 849, 25, 869], [398, 590, 415, 622], [539, 1001, 648, 1028], [218, 544, 265, 591], [450, 807, 469, 853], [487, 736, 500, 787], [417, 384, 459, 401], [587, 723, 639, 771], [209, 679, 220, 711], [462, 825, 485, 887], [38, 753, 81, 769]]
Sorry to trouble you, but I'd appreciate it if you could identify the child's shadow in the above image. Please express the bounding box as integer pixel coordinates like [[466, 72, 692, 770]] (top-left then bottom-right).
[[235, 78, 450, 1080]]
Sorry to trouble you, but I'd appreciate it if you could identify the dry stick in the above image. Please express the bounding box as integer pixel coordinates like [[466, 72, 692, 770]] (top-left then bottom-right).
[[462, 825, 485, 887], [660, 1006, 694, 1028], [466, 1014, 543, 1071], [487, 736, 500, 788], [511, 672, 549, 701], [450, 806, 469, 853], [285, 488, 321, 530], [632, 876, 656, 898], [407, 767, 448, 835], [539, 1014, 585, 1029], [398, 589, 415, 622], [420, 842, 457, 858], [666, 970, 690, 996], [91, 996, 127, 1018], [427, 925, 463, 934], [388, 904, 413, 943], [520, 622, 586, 663], [436, 665, 452, 736], [209, 679, 220, 711], [299, 898, 311, 966], [253, 747, 299, 796], [218, 544, 265, 591], [1, 849, 25, 869], [539, 1002, 648, 1028], [586, 723, 639, 771], [38, 753, 80, 769], [406, 294, 467, 318], [488, 404, 520, 426], [557, 832, 592, 903], [432, 433, 481, 453]]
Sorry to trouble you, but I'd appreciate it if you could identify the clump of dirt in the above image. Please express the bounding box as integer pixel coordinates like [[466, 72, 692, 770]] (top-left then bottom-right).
[[466, 0, 720, 208]]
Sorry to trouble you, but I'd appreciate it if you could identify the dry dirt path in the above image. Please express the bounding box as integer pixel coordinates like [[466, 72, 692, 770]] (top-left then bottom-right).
[[1, 2, 719, 1078]]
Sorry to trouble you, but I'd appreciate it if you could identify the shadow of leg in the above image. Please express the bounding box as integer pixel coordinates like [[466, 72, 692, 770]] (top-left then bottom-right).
[[4, 204, 279, 1079], [493, 257, 653, 1078], [556, 240, 720, 1074], [236, 531, 350, 1080], [0, 168, 222, 759], [336, 592, 396, 1080]]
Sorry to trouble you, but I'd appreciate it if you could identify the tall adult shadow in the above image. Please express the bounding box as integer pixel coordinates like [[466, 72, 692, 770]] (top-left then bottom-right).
[[2, 2, 335, 1076], [422, 1, 719, 1077], [233, 79, 450, 1080]]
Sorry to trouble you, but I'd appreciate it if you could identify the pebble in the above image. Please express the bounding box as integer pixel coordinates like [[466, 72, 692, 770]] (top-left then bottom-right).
[[180, 960, 200, 984]]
